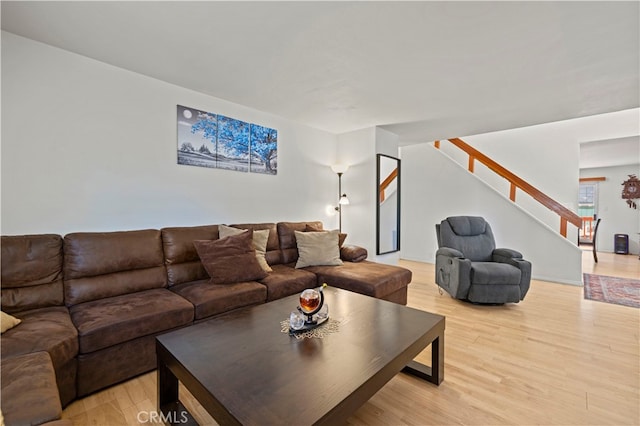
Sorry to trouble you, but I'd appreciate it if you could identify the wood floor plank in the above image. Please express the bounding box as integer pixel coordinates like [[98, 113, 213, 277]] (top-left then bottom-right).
[[65, 252, 640, 425]]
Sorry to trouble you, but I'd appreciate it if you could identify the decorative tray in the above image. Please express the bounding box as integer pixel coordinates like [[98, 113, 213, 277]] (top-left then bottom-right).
[[289, 315, 329, 334]]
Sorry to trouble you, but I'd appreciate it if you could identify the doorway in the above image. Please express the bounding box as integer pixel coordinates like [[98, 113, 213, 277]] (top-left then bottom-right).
[[578, 181, 599, 244]]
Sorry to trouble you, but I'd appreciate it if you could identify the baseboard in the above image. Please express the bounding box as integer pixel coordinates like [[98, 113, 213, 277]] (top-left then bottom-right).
[[532, 275, 583, 286]]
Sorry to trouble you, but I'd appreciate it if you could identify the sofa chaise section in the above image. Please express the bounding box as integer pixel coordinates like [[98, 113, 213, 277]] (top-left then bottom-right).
[[0, 234, 78, 407], [0, 351, 71, 426], [63, 229, 194, 396], [276, 222, 412, 305], [305, 260, 411, 305]]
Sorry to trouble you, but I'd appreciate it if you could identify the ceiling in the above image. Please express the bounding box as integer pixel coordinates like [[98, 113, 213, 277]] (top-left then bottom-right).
[[1, 1, 639, 149], [580, 136, 639, 169]]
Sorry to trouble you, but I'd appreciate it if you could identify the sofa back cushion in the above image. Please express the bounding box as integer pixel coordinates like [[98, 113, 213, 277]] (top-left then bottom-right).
[[63, 229, 166, 306], [1, 234, 64, 313], [161, 225, 218, 287], [228, 223, 282, 266], [277, 221, 324, 264]]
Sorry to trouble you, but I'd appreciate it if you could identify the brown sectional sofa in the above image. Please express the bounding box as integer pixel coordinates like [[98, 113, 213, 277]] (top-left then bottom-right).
[[1, 221, 411, 425]]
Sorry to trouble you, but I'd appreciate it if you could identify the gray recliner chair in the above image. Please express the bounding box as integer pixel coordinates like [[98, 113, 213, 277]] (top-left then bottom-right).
[[435, 216, 531, 304]]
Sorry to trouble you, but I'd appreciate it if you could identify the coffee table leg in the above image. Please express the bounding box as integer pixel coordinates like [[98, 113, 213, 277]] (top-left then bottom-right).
[[401, 335, 444, 385], [158, 354, 179, 413], [157, 352, 198, 426]]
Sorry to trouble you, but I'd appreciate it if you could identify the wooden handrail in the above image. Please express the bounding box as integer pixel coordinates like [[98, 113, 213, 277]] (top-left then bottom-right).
[[379, 168, 398, 203], [435, 138, 582, 237]]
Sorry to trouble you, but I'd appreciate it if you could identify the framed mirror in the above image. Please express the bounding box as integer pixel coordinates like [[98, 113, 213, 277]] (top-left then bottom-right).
[[376, 154, 401, 254]]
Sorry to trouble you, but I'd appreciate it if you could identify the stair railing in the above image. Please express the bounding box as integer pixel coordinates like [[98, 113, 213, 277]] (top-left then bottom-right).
[[379, 168, 398, 203], [434, 138, 582, 238]]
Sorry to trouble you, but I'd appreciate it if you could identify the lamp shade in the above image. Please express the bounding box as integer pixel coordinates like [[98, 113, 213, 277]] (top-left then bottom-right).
[[339, 194, 350, 205], [331, 164, 349, 174]]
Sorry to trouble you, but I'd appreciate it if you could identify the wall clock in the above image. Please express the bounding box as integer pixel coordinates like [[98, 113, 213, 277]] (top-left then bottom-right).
[[621, 174, 639, 209]]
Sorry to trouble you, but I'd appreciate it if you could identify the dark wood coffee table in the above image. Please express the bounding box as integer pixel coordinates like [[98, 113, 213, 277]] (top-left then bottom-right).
[[156, 287, 445, 425]]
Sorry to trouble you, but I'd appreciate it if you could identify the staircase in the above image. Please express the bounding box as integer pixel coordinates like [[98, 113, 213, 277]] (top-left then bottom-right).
[[434, 138, 582, 239], [398, 139, 583, 285]]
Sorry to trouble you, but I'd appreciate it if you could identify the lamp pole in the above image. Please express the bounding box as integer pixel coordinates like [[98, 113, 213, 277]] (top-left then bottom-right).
[[331, 164, 349, 233], [337, 172, 343, 232]]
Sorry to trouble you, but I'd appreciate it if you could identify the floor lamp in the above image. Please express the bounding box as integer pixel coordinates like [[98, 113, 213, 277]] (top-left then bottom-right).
[[331, 164, 350, 232]]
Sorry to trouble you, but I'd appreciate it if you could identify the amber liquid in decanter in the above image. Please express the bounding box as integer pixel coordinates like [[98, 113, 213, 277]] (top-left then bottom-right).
[[300, 291, 320, 313]]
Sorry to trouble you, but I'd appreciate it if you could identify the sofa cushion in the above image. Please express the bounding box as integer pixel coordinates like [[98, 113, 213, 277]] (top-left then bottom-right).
[[259, 264, 317, 301], [294, 230, 343, 268], [64, 230, 167, 306], [0, 306, 78, 372], [305, 260, 412, 299], [161, 225, 219, 287], [277, 221, 324, 264], [1, 234, 64, 314], [219, 225, 272, 272], [194, 231, 268, 284], [470, 262, 521, 285], [171, 279, 266, 320], [1, 352, 63, 426], [70, 288, 194, 354], [1, 311, 21, 333]]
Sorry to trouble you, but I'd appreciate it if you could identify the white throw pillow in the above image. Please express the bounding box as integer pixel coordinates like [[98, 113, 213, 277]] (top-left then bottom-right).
[[218, 225, 272, 272], [294, 230, 343, 268]]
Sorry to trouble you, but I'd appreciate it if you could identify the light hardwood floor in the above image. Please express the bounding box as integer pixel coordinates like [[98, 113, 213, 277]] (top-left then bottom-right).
[[63, 252, 640, 425]]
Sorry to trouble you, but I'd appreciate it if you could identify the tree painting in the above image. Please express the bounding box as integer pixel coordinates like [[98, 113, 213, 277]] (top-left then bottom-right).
[[217, 115, 250, 172], [177, 105, 217, 168], [250, 124, 278, 174], [176, 105, 277, 175]]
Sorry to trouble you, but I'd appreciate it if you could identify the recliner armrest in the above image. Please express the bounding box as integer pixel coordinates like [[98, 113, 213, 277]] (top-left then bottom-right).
[[436, 247, 465, 258], [492, 248, 523, 262]]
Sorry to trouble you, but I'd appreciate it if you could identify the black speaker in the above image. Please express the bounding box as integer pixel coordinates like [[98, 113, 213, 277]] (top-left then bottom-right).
[[614, 234, 629, 254]]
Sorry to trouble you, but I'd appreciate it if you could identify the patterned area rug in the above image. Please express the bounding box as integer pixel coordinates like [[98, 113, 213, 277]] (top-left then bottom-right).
[[583, 273, 640, 308]]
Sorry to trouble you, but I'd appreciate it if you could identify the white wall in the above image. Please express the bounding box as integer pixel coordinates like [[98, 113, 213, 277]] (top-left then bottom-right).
[[335, 127, 377, 257], [1, 32, 338, 235], [438, 123, 581, 241], [334, 126, 401, 263], [580, 165, 640, 255], [401, 143, 583, 285]]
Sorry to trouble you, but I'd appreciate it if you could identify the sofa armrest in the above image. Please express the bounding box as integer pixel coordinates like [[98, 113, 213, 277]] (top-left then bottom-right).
[[340, 244, 368, 262], [436, 247, 465, 258]]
